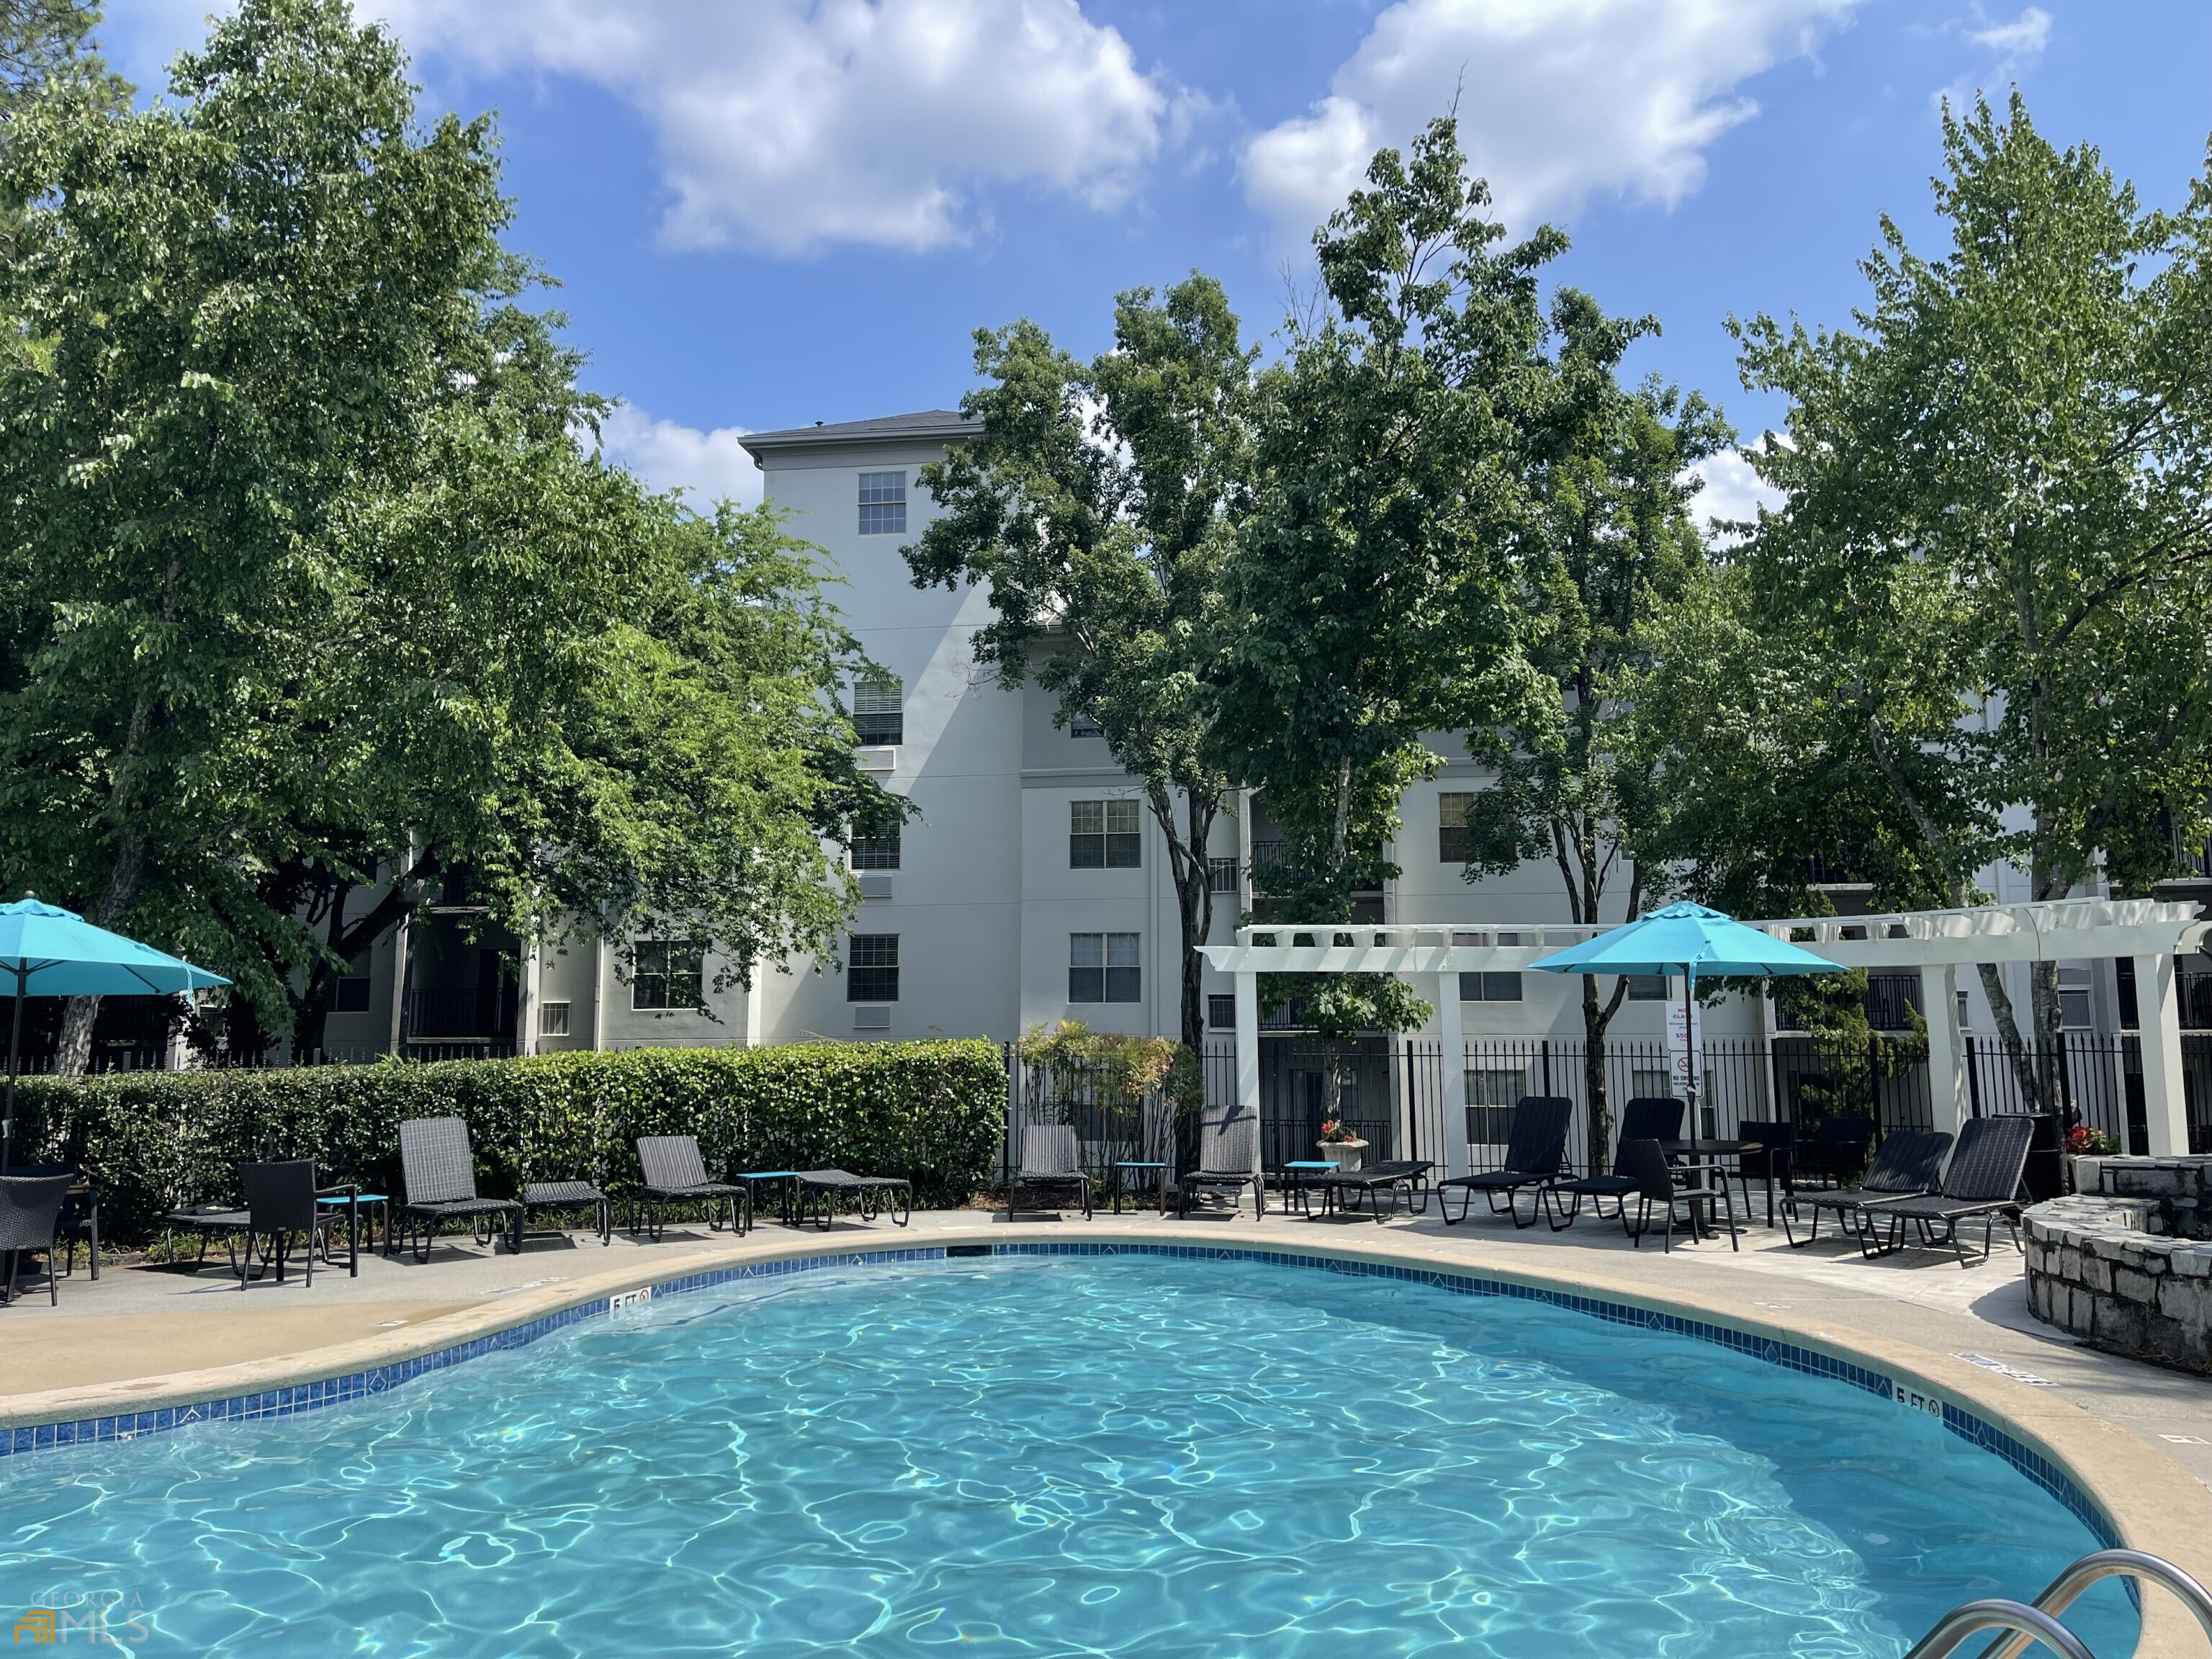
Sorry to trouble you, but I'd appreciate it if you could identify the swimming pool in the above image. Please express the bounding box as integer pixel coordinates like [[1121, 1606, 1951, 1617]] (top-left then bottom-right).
[[2, 1251, 2135, 1656]]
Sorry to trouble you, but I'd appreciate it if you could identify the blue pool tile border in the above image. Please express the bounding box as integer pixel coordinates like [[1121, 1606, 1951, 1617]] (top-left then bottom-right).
[[0, 1237, 2118, 1547]]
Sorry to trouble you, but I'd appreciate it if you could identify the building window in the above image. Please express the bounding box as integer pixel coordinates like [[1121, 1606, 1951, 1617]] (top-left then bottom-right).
[[849, 817, 902, 871], [632, 943, 703, 1010], [1438, 792, 1473, 863], [1208, 856, 1238, 893], [1207, 993, 1235, 1029], [539, 1000, 571, 1038], [858, 470, 907, 536], [331, 952, 372, 1014], [1071, 932, 1141, 1003], [1956, 989, 1972, 1029], [1071, 799, 1141, 868], [1626, 974, 1669, 1001], [1631, 1068, 1673, 1101], [1458, 971, 1523, 1002], [848, 934, 900, 1002], [1464, 1069, 1524, 1145], [1071, 713, 1102, 738], [852, 673, 903, 745]]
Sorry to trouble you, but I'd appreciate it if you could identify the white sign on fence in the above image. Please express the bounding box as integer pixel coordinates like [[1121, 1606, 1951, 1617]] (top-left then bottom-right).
[[1665, 992, 1703, 1097]]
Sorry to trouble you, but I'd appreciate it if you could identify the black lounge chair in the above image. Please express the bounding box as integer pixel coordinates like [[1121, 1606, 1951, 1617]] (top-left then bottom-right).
[[522, 1179, 613, 1246], [1625, 1138, 1738, 1252], [1437, 1097, 1572, 1228], [1014, 1125, 1092, 1220], [1306, 1159, 1435, 1223], [8, 1163, 99, 1279], [397, 1117, 523, 1261], [633, 1136, 747, 1239], [796, 1169, 912, 1229], [1176, 1101, 1263, 1219], [1782, 1129, 1952, 1247], [0, 1172, 74, 1305], [1861, 1115, 2035, 1265], [1542, 1097, 1684, 1231]]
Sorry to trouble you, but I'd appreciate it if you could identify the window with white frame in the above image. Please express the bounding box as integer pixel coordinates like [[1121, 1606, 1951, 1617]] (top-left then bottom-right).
[[1438, 792, 1474, 863], [1457, 972, 1522, 1002], [858, 470, 907, 536], [632, 943, 703, 1010], [852, 674, 903, 746], [539, 1000, 571, 1038], [848, 813, 902, 871], [1464, 1069, 1525, 1145], [331, 949, 373, 1013], [1070, 932, 1141, 1002], [1070, 713, 1103, 738], [1070, 799, 1141, 868]]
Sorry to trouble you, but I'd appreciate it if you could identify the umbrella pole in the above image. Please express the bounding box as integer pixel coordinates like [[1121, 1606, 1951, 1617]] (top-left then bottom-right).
[[1682, 968, 1699, 1158], [1, 963, 22, 1175]]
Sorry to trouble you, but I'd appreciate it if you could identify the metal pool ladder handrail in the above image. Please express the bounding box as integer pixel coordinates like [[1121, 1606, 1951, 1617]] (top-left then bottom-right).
[[1899, 1547, 2212, 1659], [1977, 1549, 2212, 1659], [1902, 1600, 2093, 1659]]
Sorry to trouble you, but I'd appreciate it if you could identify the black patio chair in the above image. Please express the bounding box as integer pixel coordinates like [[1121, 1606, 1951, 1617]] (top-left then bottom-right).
[[632, 1136, 747, 1239], [397, 1117, 522, 1262], [231, 1160, 338, 1290], [1731, 1120, 1797, 1226], [1176, 1100, 1263, 1219], [1861, 1115, 2035, 1266], [796, 1169, 912, 1229], [1305, 1159, 1436, 1223], [1542, 1097, 1684, 1231], [0, 1172, 73, 1306], [1782, 1129, 1952, 1247], [1436, 1097, 1572, 1228], [7, 1162, 99, 1279], [1014, 1124, 1092, 1220], [1797, 1116, 1875, 1187], [1625, 1138, 1738, 1253]]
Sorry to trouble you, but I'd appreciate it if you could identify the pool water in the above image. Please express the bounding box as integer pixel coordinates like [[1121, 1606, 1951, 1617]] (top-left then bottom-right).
[[3, 1254, 2134, 1657]]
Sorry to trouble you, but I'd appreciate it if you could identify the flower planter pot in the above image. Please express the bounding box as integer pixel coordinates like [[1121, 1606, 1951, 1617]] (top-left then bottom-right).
[[1322, 1139, 1367, 1172]]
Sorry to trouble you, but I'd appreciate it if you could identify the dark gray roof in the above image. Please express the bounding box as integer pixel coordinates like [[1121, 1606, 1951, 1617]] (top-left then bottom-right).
[[741, 409, 981, 459]]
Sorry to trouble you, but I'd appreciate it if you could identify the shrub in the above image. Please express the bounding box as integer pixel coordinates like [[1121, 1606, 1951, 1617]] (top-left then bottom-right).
[[10, 1040, 1007, 1246]]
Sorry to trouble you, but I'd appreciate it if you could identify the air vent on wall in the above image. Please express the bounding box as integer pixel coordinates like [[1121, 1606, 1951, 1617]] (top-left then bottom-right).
[[853, 1005, 891, 1030], [858, 874, 894, 901]]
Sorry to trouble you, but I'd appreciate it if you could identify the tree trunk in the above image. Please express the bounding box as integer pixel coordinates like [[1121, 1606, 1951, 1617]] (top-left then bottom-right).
[[1142, 782, 1219, 1089], [53, 824, 153, 1076]]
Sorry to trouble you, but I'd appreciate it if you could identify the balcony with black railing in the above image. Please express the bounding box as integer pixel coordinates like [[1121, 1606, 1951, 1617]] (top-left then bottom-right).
[[1773, 971, 1924, 1033]]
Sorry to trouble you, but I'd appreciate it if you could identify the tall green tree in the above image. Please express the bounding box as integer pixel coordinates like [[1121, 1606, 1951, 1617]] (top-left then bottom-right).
[[1727, 92, 2212, 1102], [0, 0, 890, 1065], [909, 276, 1254, 1069], [1212, 115, 1553, 1047], [1457, 292, 1728, 1156]]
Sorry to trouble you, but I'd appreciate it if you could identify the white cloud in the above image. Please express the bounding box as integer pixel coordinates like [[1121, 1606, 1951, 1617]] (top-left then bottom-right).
[[1242, 0, 1858, 239], [595, 405, 762, 507], [367, 0, 1170, 255], [1689, 448, 1784, 541], [1935, 5, 2050, 113]]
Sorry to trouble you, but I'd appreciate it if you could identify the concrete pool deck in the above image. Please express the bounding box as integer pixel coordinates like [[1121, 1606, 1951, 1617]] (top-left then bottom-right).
[[7, 1200, 2212, 1653]]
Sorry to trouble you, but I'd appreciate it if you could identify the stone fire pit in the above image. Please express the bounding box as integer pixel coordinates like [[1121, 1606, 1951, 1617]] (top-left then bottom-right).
[[2024, 1156, 2212, 1371]]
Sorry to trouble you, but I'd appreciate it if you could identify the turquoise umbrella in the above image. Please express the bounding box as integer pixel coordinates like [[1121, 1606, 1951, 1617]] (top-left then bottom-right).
[[0, 894, 230, 1172], [1530, 901, 1844, 1158]]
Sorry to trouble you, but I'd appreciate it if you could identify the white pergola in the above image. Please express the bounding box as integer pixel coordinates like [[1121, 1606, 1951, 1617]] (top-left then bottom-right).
[[1199, 897, 2208, 1179]]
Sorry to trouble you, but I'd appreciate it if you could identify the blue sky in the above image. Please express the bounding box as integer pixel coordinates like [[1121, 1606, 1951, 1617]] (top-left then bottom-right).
[[103, 0, 2212, 523]]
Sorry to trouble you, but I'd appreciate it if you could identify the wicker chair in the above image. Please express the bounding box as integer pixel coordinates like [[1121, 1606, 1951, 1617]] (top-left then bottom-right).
[[0, 1172, 73, 1305], [397, 1118, 522, 1262], [1176, 1101, 1262, 1219], [633, 1136, 747, 1239], [1014, 1125, 1092, 1220]]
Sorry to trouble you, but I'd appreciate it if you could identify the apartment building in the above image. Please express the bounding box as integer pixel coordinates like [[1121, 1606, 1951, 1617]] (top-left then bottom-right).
[[276, 409, 2203, 1078]]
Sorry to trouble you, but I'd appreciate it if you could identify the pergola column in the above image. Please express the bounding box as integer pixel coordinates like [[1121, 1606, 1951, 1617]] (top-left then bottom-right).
[[1435, 972, 1469, 1179], [1234, 967, 1262, 1188], [1920, 963, 1965, 1136], [2136, 953, 2193, 1156]]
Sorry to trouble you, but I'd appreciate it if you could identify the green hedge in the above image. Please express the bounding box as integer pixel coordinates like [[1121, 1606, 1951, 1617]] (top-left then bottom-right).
[[10, 1040, 1007, 1246]]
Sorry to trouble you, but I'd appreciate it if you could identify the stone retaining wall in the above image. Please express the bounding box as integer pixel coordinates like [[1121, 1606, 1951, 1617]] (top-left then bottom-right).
[[2025, 1157, 2212, 1371]]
